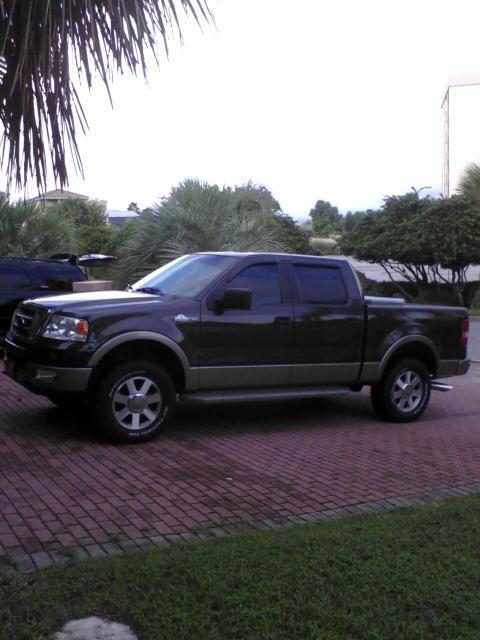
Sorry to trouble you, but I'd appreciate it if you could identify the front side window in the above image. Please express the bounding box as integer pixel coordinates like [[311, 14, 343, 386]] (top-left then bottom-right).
[[228, 263, 281, 308], [294, 265, 347, 305]]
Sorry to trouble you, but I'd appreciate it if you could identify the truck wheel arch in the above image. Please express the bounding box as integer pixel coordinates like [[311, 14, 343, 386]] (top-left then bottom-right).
[[87, 332, 195, 393], [378, 336, 439, 379]]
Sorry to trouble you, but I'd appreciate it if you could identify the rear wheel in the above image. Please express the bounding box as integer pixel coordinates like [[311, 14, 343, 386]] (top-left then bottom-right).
[[371, 358, 431, 422], [95, 360, 176, 443]]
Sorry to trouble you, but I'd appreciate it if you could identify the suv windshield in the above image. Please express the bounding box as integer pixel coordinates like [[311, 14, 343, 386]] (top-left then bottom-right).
[[131, 254, 238, 298]]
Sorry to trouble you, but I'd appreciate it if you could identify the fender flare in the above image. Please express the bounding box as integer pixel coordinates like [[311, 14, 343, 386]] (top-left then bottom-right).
[[87, 331, 197, 390], [378, 335, 439, 378]]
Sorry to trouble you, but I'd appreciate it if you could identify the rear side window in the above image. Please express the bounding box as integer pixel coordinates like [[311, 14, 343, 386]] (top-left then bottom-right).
[[294, 265, 347, 305], [228, 263, 281, 308], [32, 264, 84, 291], [0, 263, 31, 290]]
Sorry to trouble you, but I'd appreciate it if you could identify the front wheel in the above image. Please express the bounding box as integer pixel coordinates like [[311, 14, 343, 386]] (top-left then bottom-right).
[[371, 358, 431, 423], [95, 360, 176, 443]]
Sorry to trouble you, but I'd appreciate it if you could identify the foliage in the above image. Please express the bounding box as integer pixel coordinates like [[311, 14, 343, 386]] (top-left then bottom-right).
[[471, 286, 480, 310], [458, 162, 480, 201], [75, 225, 119, 256], [340, 191, 480, 305], [0, 195, 75, 257], [4, 495, 480, 638], [128, 202, 141, 213], [344, 210, 368, 231], [225, 181, 311, 254], [0, 1, 211, 190], [114, 180, 293, 286], [47, 197, 138, 258], [309, 200, 344, 235], [269, 212, 312, 255], [48, 199, 107, 227]]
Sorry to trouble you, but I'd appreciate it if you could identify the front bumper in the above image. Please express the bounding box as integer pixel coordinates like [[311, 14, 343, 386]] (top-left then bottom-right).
[[4, 352, 92, 393]]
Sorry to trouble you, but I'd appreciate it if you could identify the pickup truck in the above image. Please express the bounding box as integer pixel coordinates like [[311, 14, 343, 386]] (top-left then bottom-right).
[[4, 252, 470, 443]]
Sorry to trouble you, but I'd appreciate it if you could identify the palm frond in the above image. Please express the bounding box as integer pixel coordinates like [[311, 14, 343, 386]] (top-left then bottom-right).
[[457, 162, 480, 199], [0, 195, 76, 256], [113, 179, 291, 286], [0, 1, 211, 190]]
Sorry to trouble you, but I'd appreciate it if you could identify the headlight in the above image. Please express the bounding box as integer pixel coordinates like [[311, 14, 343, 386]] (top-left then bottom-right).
[[42, 315, 89, 342]]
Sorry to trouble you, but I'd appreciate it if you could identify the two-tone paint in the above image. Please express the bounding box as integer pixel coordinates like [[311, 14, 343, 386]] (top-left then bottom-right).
[[4, 253, 470, 398]]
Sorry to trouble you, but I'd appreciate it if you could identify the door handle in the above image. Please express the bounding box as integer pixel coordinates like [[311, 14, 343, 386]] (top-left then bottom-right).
[[274, 316, 291, 328]]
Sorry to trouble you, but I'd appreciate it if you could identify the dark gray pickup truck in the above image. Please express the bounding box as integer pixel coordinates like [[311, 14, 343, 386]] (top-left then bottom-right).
[[4, 252, 470, 442]]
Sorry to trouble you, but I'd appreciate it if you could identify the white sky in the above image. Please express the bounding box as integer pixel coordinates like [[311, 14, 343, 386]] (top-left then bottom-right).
[[15, 0, 480, 217]]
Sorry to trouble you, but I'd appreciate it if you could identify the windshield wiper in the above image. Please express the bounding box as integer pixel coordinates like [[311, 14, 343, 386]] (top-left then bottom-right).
[[135, 286, 166, 295]]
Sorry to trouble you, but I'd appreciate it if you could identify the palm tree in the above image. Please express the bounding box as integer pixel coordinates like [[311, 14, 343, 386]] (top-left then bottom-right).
[[114, 180, 293, 286], [457, 162, 480, 200], [0, 196, 76, 257], [0, 1, 211, 190]]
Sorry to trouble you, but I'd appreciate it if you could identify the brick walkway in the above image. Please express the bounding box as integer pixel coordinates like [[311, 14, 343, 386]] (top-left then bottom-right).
[[1, 361, 479, 572]]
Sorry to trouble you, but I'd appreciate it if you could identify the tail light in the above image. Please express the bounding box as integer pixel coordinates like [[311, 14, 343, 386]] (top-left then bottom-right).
[[462, 318, 469, 349]]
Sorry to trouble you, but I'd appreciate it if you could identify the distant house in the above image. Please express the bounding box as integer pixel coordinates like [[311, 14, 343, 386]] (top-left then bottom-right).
[[107, 210, 140, 226], [29, 189, 90, 207], [297, 217, 313, 232]]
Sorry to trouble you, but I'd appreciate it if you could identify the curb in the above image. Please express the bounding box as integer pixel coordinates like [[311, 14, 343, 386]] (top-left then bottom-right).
[[3, 480, 480, 575]]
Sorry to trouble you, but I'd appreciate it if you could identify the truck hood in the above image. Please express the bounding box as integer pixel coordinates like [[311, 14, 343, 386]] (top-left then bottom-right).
[[24, 290, 168, 314]]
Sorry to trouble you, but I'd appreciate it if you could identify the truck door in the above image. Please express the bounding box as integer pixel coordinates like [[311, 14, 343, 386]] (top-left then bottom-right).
[[199, 260, 293, 389], [288, 259, 364, 385]]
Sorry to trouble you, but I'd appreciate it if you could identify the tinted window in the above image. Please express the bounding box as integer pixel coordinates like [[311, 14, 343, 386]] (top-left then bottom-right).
[[294, 265, 347, 305], [0, 264, 31, 290], [229, 264, 281, 308]]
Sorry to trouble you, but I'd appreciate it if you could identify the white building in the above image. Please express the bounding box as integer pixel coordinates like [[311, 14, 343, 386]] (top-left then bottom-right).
[[107, 210, 140, 226], [442, 73, 480, 196]]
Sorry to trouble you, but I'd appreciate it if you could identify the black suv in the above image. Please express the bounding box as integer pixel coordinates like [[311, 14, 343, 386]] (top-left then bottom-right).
[[0, 257, 87, 341]]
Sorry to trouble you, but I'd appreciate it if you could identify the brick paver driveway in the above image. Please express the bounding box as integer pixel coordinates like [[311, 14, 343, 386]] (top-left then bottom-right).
[[1, 351, 479, 569]]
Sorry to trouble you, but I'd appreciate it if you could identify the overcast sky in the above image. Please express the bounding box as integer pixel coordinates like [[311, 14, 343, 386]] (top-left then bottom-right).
[[17, 0, 480, 217]]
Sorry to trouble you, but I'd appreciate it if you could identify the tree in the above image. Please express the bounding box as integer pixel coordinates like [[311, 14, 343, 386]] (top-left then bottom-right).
[[309, 200, 344, 235], [48, 197, 134, 256], [340, 191, 480, 304], [226, 181, 311, 254], [344, 210, 368, 232], [0, 1, 211, 190], [0, 195, 75, 257], [114, 180, 293, 286], [49, 199, 107, 227], [127, 202, 141, 213]]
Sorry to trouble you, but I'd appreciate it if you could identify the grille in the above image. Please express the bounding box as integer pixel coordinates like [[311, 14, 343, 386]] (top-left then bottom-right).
[[10, 306, 48, 342]]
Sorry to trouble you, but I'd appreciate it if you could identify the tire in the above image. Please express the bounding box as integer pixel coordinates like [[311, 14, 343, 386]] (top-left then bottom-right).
[[371, 358, 431, 423], [95, 360, 176, 443]]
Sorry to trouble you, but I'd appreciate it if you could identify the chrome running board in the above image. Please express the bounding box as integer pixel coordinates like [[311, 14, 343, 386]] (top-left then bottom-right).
[[180, 386, 349, 405], [431, 381, 453, 392]]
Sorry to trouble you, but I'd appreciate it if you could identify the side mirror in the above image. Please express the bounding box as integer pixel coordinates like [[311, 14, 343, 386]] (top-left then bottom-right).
[[215, 288, 252, 313]]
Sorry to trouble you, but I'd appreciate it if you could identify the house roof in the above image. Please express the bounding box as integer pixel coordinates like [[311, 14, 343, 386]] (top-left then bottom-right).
[[31, 189, 89, 201]]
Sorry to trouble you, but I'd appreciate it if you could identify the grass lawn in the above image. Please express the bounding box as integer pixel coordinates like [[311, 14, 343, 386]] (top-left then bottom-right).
[[469, 309, 480, 316], [2, 495, 480, 639]]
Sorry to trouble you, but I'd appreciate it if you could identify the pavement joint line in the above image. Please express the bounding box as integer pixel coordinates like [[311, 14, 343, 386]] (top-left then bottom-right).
[[4, 480, 480, 575]]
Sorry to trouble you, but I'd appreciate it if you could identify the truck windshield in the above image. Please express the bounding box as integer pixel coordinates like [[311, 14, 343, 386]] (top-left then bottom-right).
[[131, 254, 238, 298]]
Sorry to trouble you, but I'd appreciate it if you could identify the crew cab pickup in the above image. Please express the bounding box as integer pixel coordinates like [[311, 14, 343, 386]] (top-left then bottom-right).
[[4, 252, 470, 443]]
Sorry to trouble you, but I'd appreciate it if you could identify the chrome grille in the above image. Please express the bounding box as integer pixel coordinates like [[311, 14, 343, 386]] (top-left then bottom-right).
[[10, 306, 48, 342]]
